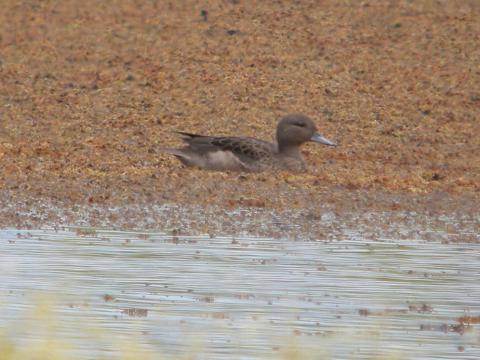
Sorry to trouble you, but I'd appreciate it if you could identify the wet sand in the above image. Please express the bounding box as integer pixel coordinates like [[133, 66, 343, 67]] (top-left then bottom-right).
[[0, 0, 479, 233]]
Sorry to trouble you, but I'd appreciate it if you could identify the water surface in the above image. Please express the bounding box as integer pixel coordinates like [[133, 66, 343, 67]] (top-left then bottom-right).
[[1, 227, 479, 359]]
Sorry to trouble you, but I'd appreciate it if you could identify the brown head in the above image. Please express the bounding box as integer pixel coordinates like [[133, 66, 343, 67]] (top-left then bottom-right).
[[276, 113, 336, 152]]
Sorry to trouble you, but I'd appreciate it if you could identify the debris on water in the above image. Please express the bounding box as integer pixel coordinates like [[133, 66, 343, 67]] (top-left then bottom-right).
[[103, 294, 115, 302], [457, 315, 480, 325], [234, 293, 255, 300], [75, 228, 97, 237], [211, 312, 228, 319], [358, 309, 370, 316], [408, 303, 433, 313], [420, 322, 471, 335], [199, 296, 215, 303], [121, 308, 148, 317]]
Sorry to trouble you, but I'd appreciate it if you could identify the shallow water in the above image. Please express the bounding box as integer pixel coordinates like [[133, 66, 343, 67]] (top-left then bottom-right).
[[1, 226, 479, 359]]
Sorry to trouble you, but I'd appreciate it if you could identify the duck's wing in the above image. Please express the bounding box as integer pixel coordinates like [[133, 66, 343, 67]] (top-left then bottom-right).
[[175, 132, 275, 162]]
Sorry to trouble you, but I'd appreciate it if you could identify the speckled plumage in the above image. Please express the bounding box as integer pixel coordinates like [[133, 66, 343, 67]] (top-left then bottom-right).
[[161, 114, 336, 172]]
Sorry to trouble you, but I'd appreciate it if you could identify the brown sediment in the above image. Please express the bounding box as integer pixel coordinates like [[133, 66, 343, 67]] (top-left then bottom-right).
[[0, 1, 479, 232]]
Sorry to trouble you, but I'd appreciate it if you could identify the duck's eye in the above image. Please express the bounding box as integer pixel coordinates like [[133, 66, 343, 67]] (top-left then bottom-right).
[[295, 122, 306, 128]]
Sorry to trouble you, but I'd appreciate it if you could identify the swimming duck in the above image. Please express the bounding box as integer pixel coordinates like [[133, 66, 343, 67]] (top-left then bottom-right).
[[161, 113, 336, 172]]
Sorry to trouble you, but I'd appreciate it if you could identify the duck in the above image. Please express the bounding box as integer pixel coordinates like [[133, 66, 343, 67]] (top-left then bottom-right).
[[160, 113, 336, 172]]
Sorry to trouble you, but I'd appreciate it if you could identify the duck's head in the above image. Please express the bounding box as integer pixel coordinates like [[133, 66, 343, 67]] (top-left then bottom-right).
[[276, 113, 337, 151]]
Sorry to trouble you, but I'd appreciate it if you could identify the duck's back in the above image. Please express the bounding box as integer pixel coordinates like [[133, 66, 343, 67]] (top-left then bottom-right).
[[175, 133, 277, 171]]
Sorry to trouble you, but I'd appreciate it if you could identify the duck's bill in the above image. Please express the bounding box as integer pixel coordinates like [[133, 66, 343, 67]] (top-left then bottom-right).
[[311, 133, 337, 146]]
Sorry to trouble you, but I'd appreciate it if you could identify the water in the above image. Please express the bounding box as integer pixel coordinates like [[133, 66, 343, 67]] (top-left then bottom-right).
[[1, 226, 479, 359]]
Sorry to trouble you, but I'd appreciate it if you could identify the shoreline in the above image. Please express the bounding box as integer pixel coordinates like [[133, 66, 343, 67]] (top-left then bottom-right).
[[2, 188, 478, 243]]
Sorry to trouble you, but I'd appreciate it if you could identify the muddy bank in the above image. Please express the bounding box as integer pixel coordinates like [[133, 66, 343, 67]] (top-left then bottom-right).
[[1, 189, 478, 243], [0, 0, 479, 232]]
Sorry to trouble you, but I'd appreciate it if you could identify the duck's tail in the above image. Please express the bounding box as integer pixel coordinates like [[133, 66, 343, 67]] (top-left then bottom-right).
[[158, 148, 197, 167], [158, 148, 187, 157], [173, 131, 206, 141]]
